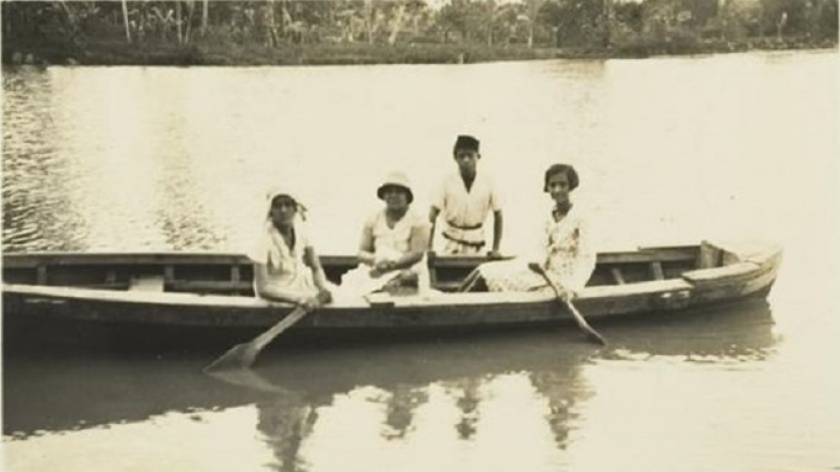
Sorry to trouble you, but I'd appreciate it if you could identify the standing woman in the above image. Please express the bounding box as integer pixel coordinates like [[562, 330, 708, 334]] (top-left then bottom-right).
[[249, 187, 332, 309], [341, 171, 431, 296], [462, 164, 596, 300]]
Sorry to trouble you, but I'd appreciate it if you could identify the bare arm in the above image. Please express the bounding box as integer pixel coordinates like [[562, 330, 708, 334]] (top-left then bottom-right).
[[372, 222, 430, 275], [428, 206, 440, 250], [491, 210, 503, 255], [303, 246, 330, 292], [390, 224, 429, 270], [356, 223, 377, 266]]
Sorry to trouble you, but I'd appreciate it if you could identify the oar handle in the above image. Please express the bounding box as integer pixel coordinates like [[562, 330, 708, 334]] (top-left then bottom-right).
[[252, 305, 311, 351], [529, 263, 607, 346], [252, 289, 330, 350]]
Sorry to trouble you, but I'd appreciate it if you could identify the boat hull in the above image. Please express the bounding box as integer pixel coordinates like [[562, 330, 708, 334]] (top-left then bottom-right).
[[2, 240, 783, 352]]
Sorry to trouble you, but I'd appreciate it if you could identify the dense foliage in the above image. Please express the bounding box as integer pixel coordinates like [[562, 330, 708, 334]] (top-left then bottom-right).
[[2, 0, 836, 65]]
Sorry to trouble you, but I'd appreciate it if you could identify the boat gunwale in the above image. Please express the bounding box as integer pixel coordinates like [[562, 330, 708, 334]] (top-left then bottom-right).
[[0, 245, 704, 269], [2, 241, 783, 328], [1, 243, 781, 309]]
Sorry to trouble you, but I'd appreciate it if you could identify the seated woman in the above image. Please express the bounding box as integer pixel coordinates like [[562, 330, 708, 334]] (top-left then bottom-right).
[[249, 187, 332, 309], [461, 163, 595, 301], [340, 171, 431, 296]]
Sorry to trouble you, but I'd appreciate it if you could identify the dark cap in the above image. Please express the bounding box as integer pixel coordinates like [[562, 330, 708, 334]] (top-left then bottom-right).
[[453, 135, 480, 153]]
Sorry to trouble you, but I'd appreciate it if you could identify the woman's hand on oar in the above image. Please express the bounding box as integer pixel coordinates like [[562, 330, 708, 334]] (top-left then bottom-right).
[[528, 262, 607, 346], [203, 290, 331, 373]]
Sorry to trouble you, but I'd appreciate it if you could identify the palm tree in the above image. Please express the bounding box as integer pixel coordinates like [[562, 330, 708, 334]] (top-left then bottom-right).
[[603, 0, 613, 48], [524, 0, 547, 48], [121, 0, 132, 42], [176, 0, 182, 43], [201, 0, 209, 36], [388, 3, 408, 45]]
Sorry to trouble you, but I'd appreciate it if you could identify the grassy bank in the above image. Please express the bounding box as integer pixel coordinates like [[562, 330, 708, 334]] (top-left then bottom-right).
[[3, 36, 837, 67]]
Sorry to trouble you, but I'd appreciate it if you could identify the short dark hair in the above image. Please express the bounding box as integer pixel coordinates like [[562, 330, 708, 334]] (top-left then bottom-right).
[[543, 164, 579, 192], [453, 135, 480, 154]]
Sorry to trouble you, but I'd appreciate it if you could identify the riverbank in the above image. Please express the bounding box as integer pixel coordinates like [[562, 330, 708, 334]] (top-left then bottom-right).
[[3, 36, 836, 67]]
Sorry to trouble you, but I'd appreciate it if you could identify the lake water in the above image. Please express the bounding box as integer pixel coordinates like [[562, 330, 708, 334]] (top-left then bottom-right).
[[3, 50, 839, 471]]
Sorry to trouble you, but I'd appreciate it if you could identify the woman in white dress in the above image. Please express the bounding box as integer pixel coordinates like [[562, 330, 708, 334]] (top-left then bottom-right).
[[249, 187, 332, 309], [461, 164, 595, 301], [340, 171, 431, 296]]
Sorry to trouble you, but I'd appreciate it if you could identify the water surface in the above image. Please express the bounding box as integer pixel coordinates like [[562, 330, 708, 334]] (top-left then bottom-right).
[[3, 51, 839, 471]]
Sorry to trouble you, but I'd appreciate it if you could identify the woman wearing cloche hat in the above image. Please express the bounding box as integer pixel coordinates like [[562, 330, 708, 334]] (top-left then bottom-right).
[[340, 170, 431, 296]]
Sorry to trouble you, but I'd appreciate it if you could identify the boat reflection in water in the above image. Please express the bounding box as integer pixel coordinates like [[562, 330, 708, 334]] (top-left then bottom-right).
[[4, 299, 776, 471], [210, 299, 778, 470]]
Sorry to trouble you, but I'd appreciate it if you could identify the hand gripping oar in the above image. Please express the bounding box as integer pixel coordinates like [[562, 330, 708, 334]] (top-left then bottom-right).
[[528, 263, 607, 346], [204, 292, 330, 372]]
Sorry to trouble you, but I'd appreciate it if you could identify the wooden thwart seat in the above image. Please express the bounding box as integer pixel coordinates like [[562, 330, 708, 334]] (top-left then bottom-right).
[[129, 275, 165, 292]]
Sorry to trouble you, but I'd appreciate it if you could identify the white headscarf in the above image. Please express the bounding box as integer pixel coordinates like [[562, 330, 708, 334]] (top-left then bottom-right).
[[263, 185, 308, 270], [265, 186, 308, 221]]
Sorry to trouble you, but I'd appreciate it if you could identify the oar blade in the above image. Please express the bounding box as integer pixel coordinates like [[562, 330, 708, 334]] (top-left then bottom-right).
[[584, 327, 608, 346], [203, 342, 259, 373]]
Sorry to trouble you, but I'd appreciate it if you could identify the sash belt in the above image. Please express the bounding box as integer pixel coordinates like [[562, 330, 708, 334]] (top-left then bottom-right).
[[442, 231, 486, 248], [446, 221, 483, 231]]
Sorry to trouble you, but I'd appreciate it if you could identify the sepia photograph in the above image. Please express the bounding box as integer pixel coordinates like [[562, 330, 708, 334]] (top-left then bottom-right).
[[2, 0, 838, 470]]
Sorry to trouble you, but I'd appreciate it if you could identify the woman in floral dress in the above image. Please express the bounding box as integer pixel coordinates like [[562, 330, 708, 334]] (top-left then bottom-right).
[[462, 164, 595, 301]]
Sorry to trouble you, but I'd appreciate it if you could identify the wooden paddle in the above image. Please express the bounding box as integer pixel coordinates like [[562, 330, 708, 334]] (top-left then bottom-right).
[[528, 263, 607, 346], [204, 292, 329, 372]]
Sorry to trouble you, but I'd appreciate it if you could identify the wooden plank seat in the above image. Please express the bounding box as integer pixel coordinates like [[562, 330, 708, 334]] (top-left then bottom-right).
[[129, 275, 165, 292]]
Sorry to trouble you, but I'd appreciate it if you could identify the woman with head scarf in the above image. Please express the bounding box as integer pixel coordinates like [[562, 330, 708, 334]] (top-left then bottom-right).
[[340, 171, 431, 296], [248, 187, 332, 309]]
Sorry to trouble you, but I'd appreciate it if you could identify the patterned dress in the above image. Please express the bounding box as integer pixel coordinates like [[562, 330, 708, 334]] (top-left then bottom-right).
[[478, 205, 595, 293]]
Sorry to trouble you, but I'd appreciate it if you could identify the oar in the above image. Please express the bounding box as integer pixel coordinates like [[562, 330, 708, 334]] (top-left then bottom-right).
[[528, 263, 607, 346], [204, 297, 322, 372], [205, 367, 296, 396]]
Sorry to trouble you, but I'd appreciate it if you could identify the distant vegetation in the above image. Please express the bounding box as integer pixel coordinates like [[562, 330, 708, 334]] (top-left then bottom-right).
[[2, 0, 837, 66]]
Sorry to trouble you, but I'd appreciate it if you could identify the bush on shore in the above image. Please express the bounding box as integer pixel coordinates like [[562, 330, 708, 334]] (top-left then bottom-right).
[[3, 35, 835, 67]]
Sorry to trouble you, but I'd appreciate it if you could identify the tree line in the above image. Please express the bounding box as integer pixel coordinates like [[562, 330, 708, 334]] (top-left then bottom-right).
[[2, 0, 837, 64]]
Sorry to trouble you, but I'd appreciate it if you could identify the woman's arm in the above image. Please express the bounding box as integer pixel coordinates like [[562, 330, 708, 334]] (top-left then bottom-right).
[[303, 246, 330, 293], [389, 222, 429, 270], [303, 246, 329, 292], [356, 223, 377, 266]]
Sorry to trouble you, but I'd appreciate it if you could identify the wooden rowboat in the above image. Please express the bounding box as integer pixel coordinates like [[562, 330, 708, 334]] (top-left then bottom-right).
[[1, 240, 782, 351]]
